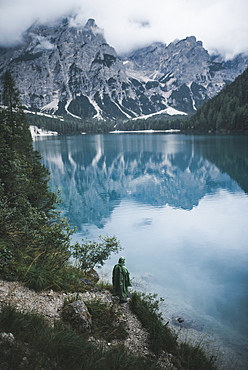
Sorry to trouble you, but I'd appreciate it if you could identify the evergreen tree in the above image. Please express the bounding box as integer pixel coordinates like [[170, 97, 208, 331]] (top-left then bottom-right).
[[185, 68, 248, 132], [2, 71, 20, 113], [0, 71, 73, 289], [0, 73, 124, 290], [1, 71, 30, 151]]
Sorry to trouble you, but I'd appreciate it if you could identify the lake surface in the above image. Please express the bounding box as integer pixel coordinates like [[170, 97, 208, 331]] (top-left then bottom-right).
[[34, 133, 248, 369]]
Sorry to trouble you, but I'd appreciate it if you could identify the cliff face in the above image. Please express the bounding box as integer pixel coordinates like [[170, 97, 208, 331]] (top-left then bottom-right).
[[0, 18, 130, 119], [0, 17, 248, 120], [124, 37, 248, 113]]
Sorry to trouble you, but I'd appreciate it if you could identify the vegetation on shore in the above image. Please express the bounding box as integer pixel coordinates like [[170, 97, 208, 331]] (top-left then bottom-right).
[[0, 71, 122, 292], [0, 71, 218, 369], [0, 303, 156, 370], [0, 292, 218, 370], [26, 110, 187, 135], [130, 292, 217, 369]]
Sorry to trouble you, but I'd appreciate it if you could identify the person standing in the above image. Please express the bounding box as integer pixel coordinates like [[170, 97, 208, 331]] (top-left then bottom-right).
[[112, 257, 131, 303]]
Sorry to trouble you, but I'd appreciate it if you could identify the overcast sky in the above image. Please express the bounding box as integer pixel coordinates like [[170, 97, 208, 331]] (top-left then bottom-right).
[[0, 0, 247, 58]]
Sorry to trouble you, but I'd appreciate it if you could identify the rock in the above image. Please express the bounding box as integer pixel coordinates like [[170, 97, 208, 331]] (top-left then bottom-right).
[[171, 313, 204, 331], [0, 332, 15, 343], [79, 269, 100, 285], [176, 317, 184, 323], [79, 278, 94, 286], [87, 269, 100, 283], [61, 300, 92, 333]]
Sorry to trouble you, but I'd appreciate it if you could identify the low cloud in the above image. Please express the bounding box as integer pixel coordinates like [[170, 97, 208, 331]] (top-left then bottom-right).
[[0, 0, 247, 58]]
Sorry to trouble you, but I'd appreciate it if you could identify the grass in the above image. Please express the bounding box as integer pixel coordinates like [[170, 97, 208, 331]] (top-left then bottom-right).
[[0, 290, 218, 370], [0, 304, 159, 370], [178, 341, 218, 370], [85, 299, 128, 341], [9, 262, 103, 293], [130, 291, 218, 370], [20, 264, 90, 292], [0, 264, 219, 370], [96, 279, 113, 291], [62, 295, 128, 341], [129, 292, 178, 354]]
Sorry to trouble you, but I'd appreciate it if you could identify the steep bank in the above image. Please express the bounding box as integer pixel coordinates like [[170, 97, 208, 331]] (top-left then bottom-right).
[[0, 279, 176, 369]]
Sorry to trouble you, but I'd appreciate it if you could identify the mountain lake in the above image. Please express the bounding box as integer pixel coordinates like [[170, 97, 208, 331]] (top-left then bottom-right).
[[34, 133, 248, 369]]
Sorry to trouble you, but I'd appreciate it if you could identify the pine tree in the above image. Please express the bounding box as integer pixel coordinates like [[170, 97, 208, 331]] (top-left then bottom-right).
[[0, 71, 73, 288], [1, 70, 30, 151], [186, 68, 248, 132]]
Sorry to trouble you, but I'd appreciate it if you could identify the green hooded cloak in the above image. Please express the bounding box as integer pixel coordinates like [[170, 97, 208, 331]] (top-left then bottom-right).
[[112, 257, 131, 300]]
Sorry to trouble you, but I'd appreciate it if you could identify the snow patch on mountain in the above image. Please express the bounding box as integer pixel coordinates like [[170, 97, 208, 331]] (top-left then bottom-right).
[[41, 90, 59, 113], [133, 107, 187, 120], [29, 125, 58, 138], [0, 16, 248, 121]]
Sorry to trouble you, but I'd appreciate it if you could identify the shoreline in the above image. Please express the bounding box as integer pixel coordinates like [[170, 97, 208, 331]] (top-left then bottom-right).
[[98, 265, 248, 370]]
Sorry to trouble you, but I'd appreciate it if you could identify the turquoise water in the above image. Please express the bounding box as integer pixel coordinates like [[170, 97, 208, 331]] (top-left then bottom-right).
[[34, 133, 248, 369]]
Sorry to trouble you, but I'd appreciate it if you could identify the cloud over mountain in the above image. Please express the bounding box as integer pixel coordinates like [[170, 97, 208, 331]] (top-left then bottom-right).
[[0, 0, 248, 58]]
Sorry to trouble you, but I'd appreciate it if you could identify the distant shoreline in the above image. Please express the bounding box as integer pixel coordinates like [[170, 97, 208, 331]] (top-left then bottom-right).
[[109, 129, 181, 134]]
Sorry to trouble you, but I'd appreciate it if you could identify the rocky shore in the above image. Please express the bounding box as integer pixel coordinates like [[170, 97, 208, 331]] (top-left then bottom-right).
[[0, 279, 176, 369]]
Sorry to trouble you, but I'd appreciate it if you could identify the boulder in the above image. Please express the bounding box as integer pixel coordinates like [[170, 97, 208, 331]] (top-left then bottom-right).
[[87, 269, 100, 283], [61, 300, 92, 333], [171, 313, 204, 331]]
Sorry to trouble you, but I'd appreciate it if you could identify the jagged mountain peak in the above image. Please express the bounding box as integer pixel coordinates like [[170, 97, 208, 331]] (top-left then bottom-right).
[[125, 42, 166, 59], [85, 18, 98, 30], [0, 16, 248, 120], [24, 17, 103, 44], [176, 35, 201, 46]]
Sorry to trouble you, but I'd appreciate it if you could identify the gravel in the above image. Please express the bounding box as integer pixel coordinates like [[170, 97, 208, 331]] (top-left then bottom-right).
[[0, 279, 177, 368]]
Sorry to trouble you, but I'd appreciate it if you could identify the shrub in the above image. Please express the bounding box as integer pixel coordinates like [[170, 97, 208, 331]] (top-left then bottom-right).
[[71, 235, 123, 271]]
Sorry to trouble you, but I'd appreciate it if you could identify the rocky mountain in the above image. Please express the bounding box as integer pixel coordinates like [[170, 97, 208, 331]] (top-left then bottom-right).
[[0, 16, 248, 120], [124, 39, 248, 113]]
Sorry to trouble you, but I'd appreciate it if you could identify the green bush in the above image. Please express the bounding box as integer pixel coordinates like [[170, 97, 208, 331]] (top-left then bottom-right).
[[72, 235, 123, 271]]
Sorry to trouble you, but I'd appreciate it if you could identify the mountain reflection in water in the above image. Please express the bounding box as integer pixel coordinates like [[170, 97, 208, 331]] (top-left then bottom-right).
[[34, 134, 243, 230], [34, 134, 248, 369]]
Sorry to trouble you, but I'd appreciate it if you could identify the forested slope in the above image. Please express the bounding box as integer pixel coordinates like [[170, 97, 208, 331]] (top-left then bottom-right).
[[0, 71, 74, 289], [185, 67, 248, 132]]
